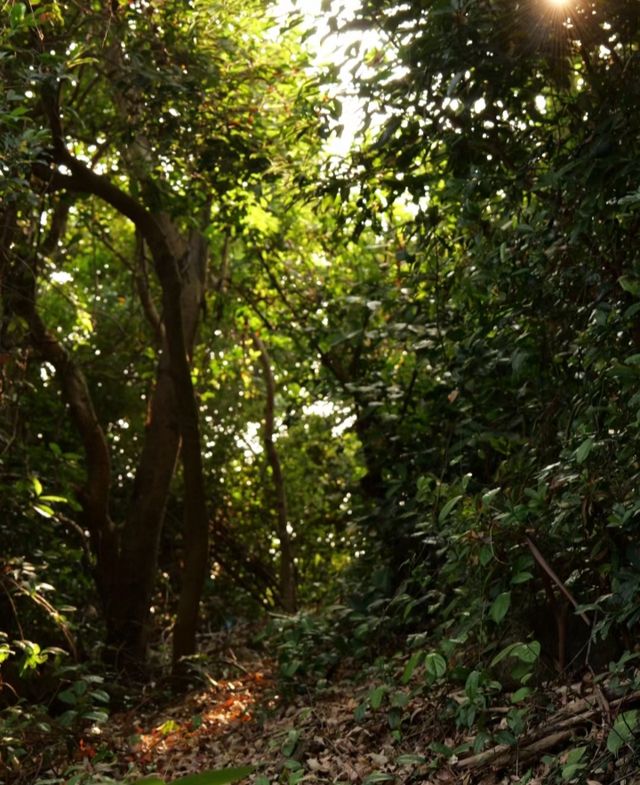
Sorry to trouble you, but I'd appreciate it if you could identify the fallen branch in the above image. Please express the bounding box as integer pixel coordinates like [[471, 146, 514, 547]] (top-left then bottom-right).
[[456, 729, 575, 770], [456, 688, 640, 771]]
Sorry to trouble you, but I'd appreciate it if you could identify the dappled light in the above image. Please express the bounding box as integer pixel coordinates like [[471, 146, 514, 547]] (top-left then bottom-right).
[[2, 0, 640, 783], [105, 671, 271, 778]]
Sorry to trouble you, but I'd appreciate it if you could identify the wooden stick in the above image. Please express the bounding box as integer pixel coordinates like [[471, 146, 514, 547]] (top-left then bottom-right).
[[455, 690, 640, 771], [456, 730, 575, 770], [525, 534, 590, 626]]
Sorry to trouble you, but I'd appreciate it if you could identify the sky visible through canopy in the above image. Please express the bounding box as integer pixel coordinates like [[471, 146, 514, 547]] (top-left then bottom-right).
[[271, 0, 381, 157]]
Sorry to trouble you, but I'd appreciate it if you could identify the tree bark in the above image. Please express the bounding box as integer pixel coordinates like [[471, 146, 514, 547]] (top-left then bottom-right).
[[105, 223, 209, 670], [144, 225, 209, 673]]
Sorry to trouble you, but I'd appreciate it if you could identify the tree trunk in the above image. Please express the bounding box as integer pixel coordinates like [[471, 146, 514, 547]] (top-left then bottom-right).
[[31, 133, 210, 674], [0, 205, 118, 609], [106, 224, 209, 670], [144, 224, 210, 673], [103, 350, 180, 667], [28, 73, 212, 674], [252, 333, 297, 613]]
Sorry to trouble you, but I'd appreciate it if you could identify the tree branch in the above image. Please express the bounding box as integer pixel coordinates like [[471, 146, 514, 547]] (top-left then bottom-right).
[[34, 81, 157, 243]]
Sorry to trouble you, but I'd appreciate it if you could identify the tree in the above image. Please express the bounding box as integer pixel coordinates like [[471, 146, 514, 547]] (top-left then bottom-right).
[[0, 0, 326, 672]]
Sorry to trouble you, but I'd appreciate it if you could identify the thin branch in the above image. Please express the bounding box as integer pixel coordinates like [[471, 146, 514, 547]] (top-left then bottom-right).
[[525, 533, 591, 627], [254, 253, 351, 391], [252, 332, 297, 613], [456, 689, 640, 771], [3, 574, 77, 659], [212, 233, 230, 325]]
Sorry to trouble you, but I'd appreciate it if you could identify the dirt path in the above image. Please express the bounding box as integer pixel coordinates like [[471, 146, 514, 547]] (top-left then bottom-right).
[[14, 630, 637, 785]]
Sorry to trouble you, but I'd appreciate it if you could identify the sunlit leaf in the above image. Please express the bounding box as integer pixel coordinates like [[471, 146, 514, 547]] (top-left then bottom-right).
[[10, 2, 26, 26]]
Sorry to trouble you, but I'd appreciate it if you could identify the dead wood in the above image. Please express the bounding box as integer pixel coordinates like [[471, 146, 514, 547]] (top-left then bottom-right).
[[456, 688, 640, 771]]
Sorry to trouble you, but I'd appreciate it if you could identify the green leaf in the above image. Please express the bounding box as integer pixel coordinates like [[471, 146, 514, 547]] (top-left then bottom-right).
[[402, 651, 424, 683], [607, 710, 638, 755], [619, 275, 640, 296], [282, 659, 301, 677], [510, 687, 531, 703], [281, 730, 299, 757], [575, 437, 593, 464], [561, 763, 582, 780], [245, 203, 279, 236], [429, 741, 453, 758], [89, 689, 109, 703], [396, 754, 426, 765], [479, 544, 493, 566], [489, 643, 521, 668], [465, 670, 480, 700], [58, 688, 78, 704], [10, 2, 26, 26], [494, 730, 516, 746], [511, 571, 533, 585], [565, 745, 586, 765], [391, 690, 409, 709], [159, 719, 179, 735], [82, 710, 108, 723], [369, 685, 386, 710], [559, 745, 587, 780], [439, 494, 463, 523], [481, 487, 500, 506], [424, 651, 447, 679], [285, 770, 304, 785], [171, 767, 255, 785], [363, 773, 394, 784], [511, 641, 541, 663], [624, 304, 640, 324], [133, 778, 165, 785], [489, 592, 511, 624]]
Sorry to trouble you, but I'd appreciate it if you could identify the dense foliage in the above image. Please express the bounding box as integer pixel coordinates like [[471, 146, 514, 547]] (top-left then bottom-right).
[[1, 0, 640, 782], [339, 0, 640, 662]]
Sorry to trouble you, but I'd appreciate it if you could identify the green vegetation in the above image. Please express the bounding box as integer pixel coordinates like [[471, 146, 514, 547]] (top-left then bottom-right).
[[1, 0, 640, 783]]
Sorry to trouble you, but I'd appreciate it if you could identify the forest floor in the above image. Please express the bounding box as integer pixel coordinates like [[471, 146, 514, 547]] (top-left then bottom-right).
[[73, 630, 461, 785], [50, 625, 639, 785]]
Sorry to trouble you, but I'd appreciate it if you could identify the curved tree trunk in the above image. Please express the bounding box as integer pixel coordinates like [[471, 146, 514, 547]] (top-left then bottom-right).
[[1, 203, 119, 610], [32, 85, 211, 673]]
